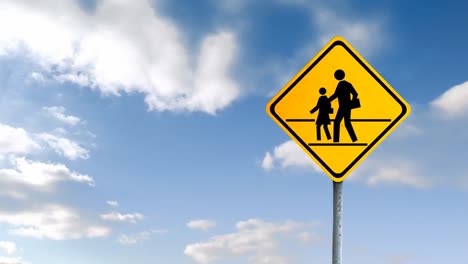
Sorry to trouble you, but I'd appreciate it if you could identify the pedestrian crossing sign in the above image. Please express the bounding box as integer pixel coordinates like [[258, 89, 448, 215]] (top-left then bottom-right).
[[266, 36, 411, 182]]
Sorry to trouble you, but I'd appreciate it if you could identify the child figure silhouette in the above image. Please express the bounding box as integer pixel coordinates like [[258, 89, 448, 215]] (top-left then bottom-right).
[[310, 87, 332, 141]]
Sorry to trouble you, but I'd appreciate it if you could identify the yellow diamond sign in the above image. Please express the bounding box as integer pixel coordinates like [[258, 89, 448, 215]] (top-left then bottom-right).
[[266, 36, 410, 182]]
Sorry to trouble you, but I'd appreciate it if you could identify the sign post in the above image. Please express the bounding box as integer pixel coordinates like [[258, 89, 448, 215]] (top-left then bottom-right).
[[266, 36, 411, 263], [332, 182, 343, 264]]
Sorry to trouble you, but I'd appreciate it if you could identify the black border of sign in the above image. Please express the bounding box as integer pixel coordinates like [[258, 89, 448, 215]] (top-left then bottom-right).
[[269, 40, 408, 179]]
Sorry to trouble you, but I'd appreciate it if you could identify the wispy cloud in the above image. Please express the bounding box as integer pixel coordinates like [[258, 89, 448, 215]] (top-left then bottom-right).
[[187, 220, 217, 232], [0, 122, 90, 161], [118, 229, 167, 245], [0, 205, 110, 240], [349, 159, 432, 189], [311, 8, 384, 57], [37, 133, 89, 160], [106, 201, 119, 208], [185, 219, 318, 264], [100, 212, 144, 224], [297, 231, 319, 244], [43, 106, 81, 126], [0, 157, 95, 189]]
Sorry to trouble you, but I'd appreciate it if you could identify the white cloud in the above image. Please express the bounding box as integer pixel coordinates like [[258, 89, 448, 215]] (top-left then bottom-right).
[[312, 8, 383, 57], [0, 123, 106, 245], [0, 123, 90, 161], [274, 1, 384, 57], [261, 140, 320, 172], [350, 159, 432, 189], [106, 201, 119, 207], [431, 81, 468, 118], [0, 0, 240, 114], [117, 229, 167, 245], [0, 124, 40, 157], [0, 257, 26, 264], [261, 152, 274, 171], [29, 71, 46, 83], [43, 106, 81, 126], [0, 241, 16, 255], [100, 212, 144, 224], [184, 219, 317, 264], [37, 133, 89, 160], [0, 157, 95, 189], [0, 205, 110, 240], [366, 164, 429, 188], [187, 220, 217, 231]]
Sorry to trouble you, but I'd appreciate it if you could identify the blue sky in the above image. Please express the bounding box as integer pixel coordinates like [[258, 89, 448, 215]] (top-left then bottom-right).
[[0, 0, 467, 263]]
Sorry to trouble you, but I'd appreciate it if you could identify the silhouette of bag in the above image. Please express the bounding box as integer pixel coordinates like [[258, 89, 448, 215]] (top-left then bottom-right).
[[350, 98, 361, 109], [329, 107, 334, 114]]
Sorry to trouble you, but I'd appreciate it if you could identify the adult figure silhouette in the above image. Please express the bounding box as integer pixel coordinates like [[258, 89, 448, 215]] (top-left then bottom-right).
[[329, 69, 358, 142]]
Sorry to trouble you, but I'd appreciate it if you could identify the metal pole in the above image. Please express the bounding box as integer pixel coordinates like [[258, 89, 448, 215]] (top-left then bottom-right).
[[332, 181, 343, 264]]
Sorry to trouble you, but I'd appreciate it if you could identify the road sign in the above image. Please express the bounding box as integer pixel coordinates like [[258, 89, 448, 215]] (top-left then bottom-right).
[[266, 36, 410, 182]]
